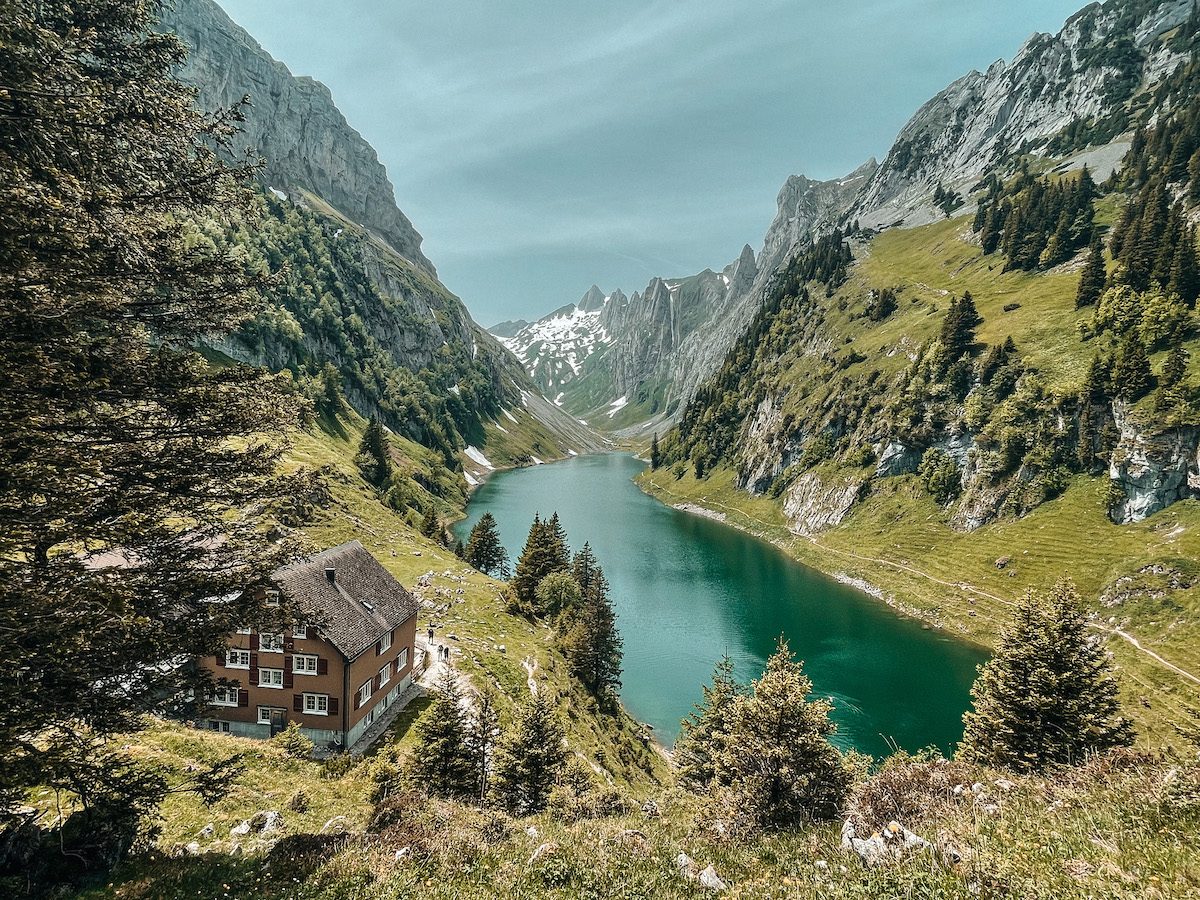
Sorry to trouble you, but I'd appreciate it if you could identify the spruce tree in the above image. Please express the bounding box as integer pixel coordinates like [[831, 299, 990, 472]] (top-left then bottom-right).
[[0, 0, 303, 851], [356, 415, 392, 486], [465, 682, 501, 802], [559, 566, 623, 701], [465, 512, 508, 577], [959, 579, 1133, 772], [409, 668, 475, 798], [420, 506, 444, 544], [1075, 234, 1107, 309], [546, 511, 571, 568], [1113, 331, 1154, 402], [712, 641, 851, 826], [491, 690, 567, 815], [535, 570, 583, 619], [675, 653, 742, 792], [650, 434, 661, 470], [511, 514, 568, 612]]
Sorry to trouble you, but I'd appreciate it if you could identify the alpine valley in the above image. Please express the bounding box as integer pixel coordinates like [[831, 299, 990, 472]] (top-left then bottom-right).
[[8, 0, 1200, 898]]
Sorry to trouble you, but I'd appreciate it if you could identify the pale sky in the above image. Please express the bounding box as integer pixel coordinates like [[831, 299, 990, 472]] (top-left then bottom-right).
[[214, 0, 1089, 326]]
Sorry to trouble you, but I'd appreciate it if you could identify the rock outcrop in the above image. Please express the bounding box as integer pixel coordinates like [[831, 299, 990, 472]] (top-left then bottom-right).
[[1109, 402, 1200, 524]]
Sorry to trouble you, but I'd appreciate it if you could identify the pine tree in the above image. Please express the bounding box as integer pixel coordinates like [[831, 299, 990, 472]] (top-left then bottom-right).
[[491, 690, 567, 815], [650, 434, 661, 470], [409, 668, 475, 798], [1113, 331, 1154, 402], [511, 514, 569, 612], [420, 506, 445, 544], [675, 653, 742, 792], [464, 512, 508, 577], [959, 579, 1133, 772], [546, 512, 571, 568], [711, 641, 851, 826], [0, 0, 303, 853], [465, 682, 501, 802], [1075, 234, 1107, 309], [356, 415, 392, 485], [559, 566, 623, 701]]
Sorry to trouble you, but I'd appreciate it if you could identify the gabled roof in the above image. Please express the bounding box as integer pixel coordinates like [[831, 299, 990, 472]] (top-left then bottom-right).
[[272, 541, 418, 661]]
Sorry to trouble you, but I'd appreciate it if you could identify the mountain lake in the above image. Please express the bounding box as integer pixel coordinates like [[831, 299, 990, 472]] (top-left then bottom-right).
[[452, 452, 988, 759]]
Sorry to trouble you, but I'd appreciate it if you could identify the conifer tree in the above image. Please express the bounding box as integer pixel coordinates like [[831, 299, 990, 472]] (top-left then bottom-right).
[[409, 669, 475, 798], [511, 513, 569, 612], [0, 0, 303, 853], [491, 690, 567, 815], [1076, 234, 1107, 309], [535, 570, 583, 619], [1113, 331, 1154, 402], [465, 682, 501, 802], [650, 434, 661, 470], [675, 653, 742, 792], [356, 415, 392, 486], [464, 512, 508, 577], [420, 506, 445, 544], [559, 566, 623, 701], [546, 511, 571, 569], [711, 641, 851, 826], [959, 579, 1133, 772]]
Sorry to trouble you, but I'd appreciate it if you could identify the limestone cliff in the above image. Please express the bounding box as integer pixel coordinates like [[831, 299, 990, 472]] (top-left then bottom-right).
[[160, 0, 435, 275]]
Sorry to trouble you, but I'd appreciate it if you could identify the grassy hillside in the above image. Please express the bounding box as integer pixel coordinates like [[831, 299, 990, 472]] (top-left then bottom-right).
[[640, 208, 1200, 745]]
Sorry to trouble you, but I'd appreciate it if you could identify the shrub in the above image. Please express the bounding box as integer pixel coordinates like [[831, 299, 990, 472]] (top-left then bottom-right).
[[272, 722, 314, 760]]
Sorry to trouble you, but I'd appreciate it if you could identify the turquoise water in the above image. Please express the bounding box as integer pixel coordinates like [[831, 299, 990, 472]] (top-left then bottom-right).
[[452, 453, 987, 759]]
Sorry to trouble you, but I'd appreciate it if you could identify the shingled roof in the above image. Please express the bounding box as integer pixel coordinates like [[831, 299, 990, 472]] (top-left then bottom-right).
[[272, 541, 418, 661]]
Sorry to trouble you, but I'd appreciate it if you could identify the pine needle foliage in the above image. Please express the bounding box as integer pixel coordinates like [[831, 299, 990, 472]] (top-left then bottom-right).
[[490, 690, 567, 816], [408, 668, 475, 799], [959, 579, 1134, 772], [0, 0, 304, 851]]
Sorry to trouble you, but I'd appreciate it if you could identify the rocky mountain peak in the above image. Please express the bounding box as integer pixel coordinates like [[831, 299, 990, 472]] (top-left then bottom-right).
[[578, 285, 608, 313]]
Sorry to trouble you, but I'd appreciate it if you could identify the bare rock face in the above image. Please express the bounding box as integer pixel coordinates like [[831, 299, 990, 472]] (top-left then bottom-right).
[[848, 0, 1193, 229], [160, 0, 434, 275], [783, 473, 864, 536], [1108, 402, 1200, 524]]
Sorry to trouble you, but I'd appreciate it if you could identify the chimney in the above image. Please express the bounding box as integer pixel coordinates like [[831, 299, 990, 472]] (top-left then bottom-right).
[[325, 567, 336, 583]]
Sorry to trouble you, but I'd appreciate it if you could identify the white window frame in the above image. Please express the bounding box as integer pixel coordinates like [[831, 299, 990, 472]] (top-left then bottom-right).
[[209, 720, 230, 733], [292, 625, 308, 639], [226, 649, 251, 669], [257, 706, 273, 724], [259, 632, 285, 653], [265, 589, 280, 607], [379, 662, 390, 687], [398, 647, 409, 669], [235, 627, 251, 635], [378, 631, 392, 654], [303, 693, 329, 716], [259, 667, 284, 689], [212, 685, 239, 707], [358, 680, 372, 707], [293, 654, 318, 675]]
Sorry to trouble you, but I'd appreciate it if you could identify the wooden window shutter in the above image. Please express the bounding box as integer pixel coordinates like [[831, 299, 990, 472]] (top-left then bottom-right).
[[250, 633, 259, 650], [249, 653, 258, 683], [293, 694, 304, 712], [373, 674, 381, 692], [306, 626, 315, 640], [215, 650, 226, 666], [328, 697, 338, 716], [237, 690, 249, 707], [374, 639, 381, 657], [283, 661, 293, 689], [317, 657, 328, 676]]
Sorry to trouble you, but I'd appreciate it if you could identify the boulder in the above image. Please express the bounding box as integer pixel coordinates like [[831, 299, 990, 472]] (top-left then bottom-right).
[[699, 864, 728, 891], [676, 852, 700, 880]]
